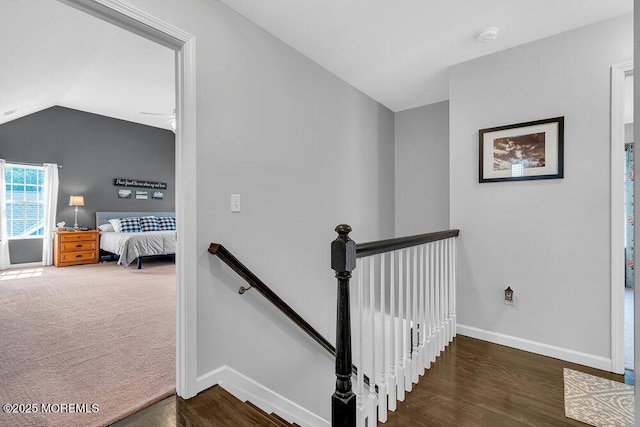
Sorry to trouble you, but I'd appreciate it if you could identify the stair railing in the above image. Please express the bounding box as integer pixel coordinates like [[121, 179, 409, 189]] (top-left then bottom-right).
[[208, 243, 336, 356], [209, 224, 459, 427], [331, 225, 460, 426]]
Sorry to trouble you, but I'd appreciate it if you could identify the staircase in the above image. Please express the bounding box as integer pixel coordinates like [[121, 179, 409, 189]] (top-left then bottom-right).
[[114, 385, 298, 426], [333, 226, 458, 426], [205, 386, 297, 426], [210, 225, 459, 426]]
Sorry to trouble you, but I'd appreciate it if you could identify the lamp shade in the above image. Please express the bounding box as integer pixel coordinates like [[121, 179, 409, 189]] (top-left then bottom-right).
[[69, 195, 85, 207]]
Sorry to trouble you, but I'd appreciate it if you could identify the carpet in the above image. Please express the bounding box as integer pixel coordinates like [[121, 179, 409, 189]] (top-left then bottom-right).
[[564, 368, 634, 427], [0, 260, 175, 427]]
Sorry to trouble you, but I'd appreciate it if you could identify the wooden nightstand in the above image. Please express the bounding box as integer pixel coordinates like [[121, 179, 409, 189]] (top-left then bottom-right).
[[53, 230, 100, 267]]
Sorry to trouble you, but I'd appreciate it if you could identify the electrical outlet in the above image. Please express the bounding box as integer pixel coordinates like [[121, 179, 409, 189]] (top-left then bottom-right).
[[504, 287, 517, 307]]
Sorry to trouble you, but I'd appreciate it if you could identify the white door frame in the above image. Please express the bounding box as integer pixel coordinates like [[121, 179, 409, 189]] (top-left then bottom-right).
[[610, 60, 633, 375], [57, 0, 199, 398]]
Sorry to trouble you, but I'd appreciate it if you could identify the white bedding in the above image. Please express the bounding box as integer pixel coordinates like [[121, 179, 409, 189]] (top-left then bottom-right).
[[100, 230, 177, 267]]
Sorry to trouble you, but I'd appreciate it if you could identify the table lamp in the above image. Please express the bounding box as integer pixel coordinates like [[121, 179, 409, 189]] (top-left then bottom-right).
[[69, 195, 85, 229]]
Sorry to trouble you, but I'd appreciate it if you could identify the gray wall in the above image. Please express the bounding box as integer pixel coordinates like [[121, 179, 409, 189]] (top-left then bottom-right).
[[395, 101, 449, 236], [120, 0, 395, 419], [449, 14, 632, 363], [0, 106, 175, 263]]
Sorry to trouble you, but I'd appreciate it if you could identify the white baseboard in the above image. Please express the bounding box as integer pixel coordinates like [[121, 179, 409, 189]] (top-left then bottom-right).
[[457, 324, 612, 372], [196, 365, 329, 427]]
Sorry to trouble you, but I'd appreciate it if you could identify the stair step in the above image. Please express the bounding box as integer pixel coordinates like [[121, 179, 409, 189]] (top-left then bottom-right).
[[270, 412, 296, 426], [245, 401, 293, 426], [185, 385, 293, 426], [111, 385, 294, 426]]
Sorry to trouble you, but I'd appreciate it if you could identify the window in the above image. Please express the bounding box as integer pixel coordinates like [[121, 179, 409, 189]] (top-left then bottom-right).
[[5, 164, 45, 239]]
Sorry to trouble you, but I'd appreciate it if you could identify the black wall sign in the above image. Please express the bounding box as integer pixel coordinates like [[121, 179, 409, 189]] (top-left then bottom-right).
[[113, 178, 168, 190]]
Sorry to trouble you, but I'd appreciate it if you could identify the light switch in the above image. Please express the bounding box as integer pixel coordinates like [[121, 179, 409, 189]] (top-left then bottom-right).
[[231, 194, 241, 212]]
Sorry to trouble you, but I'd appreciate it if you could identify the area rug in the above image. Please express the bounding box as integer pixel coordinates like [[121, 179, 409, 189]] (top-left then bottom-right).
[[0, 261, 175, 427], [564, 368, 634, 427]]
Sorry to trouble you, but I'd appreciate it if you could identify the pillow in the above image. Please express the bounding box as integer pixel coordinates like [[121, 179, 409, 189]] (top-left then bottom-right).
[[139, 216, 159, 232], [109, 218, 122, 233], [98, 223, 115, 232], [157, 216, 176, 231], [119, 217, 141, 233]]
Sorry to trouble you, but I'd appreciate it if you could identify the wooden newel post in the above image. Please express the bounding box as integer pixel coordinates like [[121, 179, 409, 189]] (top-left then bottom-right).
[[331, 224, 356, 427]]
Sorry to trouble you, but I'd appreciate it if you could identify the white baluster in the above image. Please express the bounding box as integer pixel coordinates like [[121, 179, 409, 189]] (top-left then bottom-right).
[[388, 251, 397, 410], [435, 241, 441, 354], [443, 239, 450, 346], [418, 244, 426, 376], [367, 258, 378, 425], [439, 240, 446, 353], [429, 242, 437, 364], [447, 238, 454, 343], [404, 248, 412, 392], [424, 244, 430, 364], [378, 253, 388, 422], [435, 241, 442, 357], [423, 243, 431, 369], [396, 250, 405, 402], [356, 261, 366, 427], [452, 238, 457, 339], [411, 246, 419, 383]]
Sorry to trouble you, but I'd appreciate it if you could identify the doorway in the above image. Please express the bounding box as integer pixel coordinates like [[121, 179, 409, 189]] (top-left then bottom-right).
[[611, 61, 634, 377], [623, 72, 634, 376], [61, 0, 198, 404]]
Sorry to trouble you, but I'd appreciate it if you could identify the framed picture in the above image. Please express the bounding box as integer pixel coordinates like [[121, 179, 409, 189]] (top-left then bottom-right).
[[135, 190, 149, 200], [118, 189, 132, 199], [479, 116, 564, 183], [152, 191, 164, 200]]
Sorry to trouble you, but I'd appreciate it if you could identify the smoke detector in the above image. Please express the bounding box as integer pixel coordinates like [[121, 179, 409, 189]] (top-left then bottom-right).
[[476, 27, 499, 43]]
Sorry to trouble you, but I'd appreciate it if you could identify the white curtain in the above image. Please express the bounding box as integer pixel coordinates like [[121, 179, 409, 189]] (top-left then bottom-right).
[[42, 163, 59, 266], [0, 160, 10, 269]]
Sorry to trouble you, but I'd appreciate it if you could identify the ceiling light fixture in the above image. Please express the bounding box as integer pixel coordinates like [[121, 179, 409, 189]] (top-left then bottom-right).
[[476, 27, 499, 43]]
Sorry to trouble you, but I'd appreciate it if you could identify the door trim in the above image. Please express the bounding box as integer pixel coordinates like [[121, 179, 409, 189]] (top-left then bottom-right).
[[57, 0, 198, 398], [611, 60, 633, 375]]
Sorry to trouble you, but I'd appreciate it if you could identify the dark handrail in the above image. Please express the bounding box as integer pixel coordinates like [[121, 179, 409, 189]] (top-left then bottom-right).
[[209, 243, 336, 356], [356, 229, 460, 258], [209, 242, 369, 386], [209, 226, 461, 420]]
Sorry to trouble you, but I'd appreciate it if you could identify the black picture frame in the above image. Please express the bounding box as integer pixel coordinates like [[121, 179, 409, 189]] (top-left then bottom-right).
[[479, 116, 564, 183]]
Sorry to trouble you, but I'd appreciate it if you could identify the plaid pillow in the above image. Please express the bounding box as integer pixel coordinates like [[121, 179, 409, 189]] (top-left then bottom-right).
[[139, 216, 159, 232], [119, 217, 141, 233], [157, 216, 176, 231]]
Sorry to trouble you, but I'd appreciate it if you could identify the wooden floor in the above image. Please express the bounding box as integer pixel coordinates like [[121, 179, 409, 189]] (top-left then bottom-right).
[[113, 335, 626, 426], [384, 336, 624, 426]]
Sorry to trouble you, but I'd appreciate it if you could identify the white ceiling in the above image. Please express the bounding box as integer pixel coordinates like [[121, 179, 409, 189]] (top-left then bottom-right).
[[0, 0, 633, 131], [218, 0, 633, 112]]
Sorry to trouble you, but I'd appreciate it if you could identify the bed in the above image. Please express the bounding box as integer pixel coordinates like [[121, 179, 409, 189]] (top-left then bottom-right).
[[96, 211, 177, 268]]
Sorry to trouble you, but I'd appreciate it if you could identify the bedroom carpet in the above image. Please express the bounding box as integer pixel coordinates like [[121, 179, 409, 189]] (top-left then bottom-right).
[[0, 260, 175, 427]]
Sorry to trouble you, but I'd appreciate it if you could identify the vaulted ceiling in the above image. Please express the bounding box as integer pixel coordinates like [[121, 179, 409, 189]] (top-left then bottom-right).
[[0, 0, 632, 131], [0, 0, 174, 130]]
